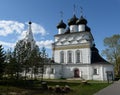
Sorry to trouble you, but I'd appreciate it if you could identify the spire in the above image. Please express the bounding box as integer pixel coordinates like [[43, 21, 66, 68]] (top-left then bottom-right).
[[25, 21, 34, 42]]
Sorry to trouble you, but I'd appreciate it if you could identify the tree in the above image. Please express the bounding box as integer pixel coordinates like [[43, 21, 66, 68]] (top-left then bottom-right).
[[14, 40, 43, 80], [4, 49, 22, 79], [102, 34, 120, 76], [40, 47, 48, 81], [14, 40, 32, 79], [28, 45, 42, 79], [0, 45, 5, 79]]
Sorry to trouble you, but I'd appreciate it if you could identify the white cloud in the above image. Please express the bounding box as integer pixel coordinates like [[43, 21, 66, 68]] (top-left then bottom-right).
[[0, 20, 47, 37], [0, 41, 15, 49], [36, 40, 53, 49], [17, 30, 27, 40], [31, 22, 47, 36], [17, 22, 48, 40], [0, 20, 51, 50], [0, 20, 25, 36], [0, 39, 54, 50]]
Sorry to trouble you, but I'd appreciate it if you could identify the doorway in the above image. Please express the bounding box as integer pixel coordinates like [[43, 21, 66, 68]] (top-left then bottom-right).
[[74, 68, 80, 78]]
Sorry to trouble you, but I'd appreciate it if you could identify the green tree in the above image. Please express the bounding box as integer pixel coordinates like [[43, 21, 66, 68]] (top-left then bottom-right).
[[4, 49, 22, 79], [29, 46, 42, 79], [14, 40, 26, 79], [14, 40, 43, 80], [102, 34, 120, 76], [40, 47, 48, 81], [0, 45, 5, 79]]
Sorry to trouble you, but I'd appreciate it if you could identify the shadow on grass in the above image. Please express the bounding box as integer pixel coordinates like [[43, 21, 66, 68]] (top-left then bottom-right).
[[0, 79, 110, 95]]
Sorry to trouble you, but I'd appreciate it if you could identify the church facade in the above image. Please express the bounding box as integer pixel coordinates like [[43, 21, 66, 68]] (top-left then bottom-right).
[[18, 15, 114, 81], [43, 14, 114, 81]]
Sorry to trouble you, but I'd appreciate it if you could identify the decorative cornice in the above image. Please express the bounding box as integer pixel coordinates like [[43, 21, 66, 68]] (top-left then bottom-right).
[[53, 44, 90, 50], [54, 31, 89, 37]]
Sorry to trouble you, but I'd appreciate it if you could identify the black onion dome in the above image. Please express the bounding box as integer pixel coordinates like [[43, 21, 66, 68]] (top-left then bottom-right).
[[68, 14, 78, 26], [57, 20, 66, 29], [76, 16, 87, 25], [29, 21, 32, 24], [85, 25, 91, 31]]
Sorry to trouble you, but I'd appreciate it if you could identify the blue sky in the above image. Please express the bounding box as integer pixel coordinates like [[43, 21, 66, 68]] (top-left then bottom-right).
[[0, 0, 120, 58]]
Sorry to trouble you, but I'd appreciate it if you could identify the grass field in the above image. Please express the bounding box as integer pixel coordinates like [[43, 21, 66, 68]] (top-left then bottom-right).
[[0, 79, 110, 95]]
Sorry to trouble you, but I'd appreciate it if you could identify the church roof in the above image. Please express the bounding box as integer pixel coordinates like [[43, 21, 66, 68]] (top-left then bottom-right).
[[91, 44, 110, 64], [68, 14, 78, 26], [57, 20, 66, 29]]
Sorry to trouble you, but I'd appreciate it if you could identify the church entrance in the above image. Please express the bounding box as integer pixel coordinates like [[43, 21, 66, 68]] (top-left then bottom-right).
[[74, 68, 80, 78]]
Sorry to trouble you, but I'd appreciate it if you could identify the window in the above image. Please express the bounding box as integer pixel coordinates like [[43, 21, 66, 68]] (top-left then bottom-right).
[[50, 68, 54, 74], [76, 50, 80, 63], [68, 51, 72, 63], [93, 68, 98, 75], [60, 51, 64, 63]]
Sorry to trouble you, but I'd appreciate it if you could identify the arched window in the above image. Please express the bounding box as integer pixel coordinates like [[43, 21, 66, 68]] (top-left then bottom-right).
[[68, 51, 72, 63], [76, 50, 80, 63], [60, 51, 64, 63]]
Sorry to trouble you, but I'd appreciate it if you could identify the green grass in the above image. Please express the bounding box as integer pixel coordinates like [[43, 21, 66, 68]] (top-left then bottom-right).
[[0, 79, 110, 95]]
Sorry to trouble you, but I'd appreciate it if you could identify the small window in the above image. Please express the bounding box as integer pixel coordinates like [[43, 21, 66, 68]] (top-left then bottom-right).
[[93, 68, 98, 75], [60, 51, 64, 63], [68, 51, 72, 63], [76, 50, 80, 63]]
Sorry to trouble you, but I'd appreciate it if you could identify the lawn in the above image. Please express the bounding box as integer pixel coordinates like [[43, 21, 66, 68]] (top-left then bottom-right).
[[0, 79, 110, 95]]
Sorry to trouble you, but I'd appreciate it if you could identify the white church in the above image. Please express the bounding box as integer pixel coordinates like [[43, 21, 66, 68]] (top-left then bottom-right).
[[44, 14, 114, 81], [19, 14, 114, 81]]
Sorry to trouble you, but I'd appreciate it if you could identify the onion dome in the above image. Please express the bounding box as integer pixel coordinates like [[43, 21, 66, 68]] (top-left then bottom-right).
[[68, 14, 78, 26], [76, 16, 87, 25], [29, 21, 32, 24], [85, 25, 91, 31], [57, 20, 66, 29], [64, 27, 70, 34]]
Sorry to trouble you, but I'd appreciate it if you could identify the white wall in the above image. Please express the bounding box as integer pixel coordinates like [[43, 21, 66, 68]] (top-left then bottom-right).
[[41, 64, 114, 81], [91, 64, 114, 81], [78, 24, 85, 32]]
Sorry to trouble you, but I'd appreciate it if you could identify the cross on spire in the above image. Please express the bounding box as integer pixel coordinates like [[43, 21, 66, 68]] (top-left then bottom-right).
[[80, 6, 83, 16], [60, 11, 63, 20], [73, 4, 76, 15]]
